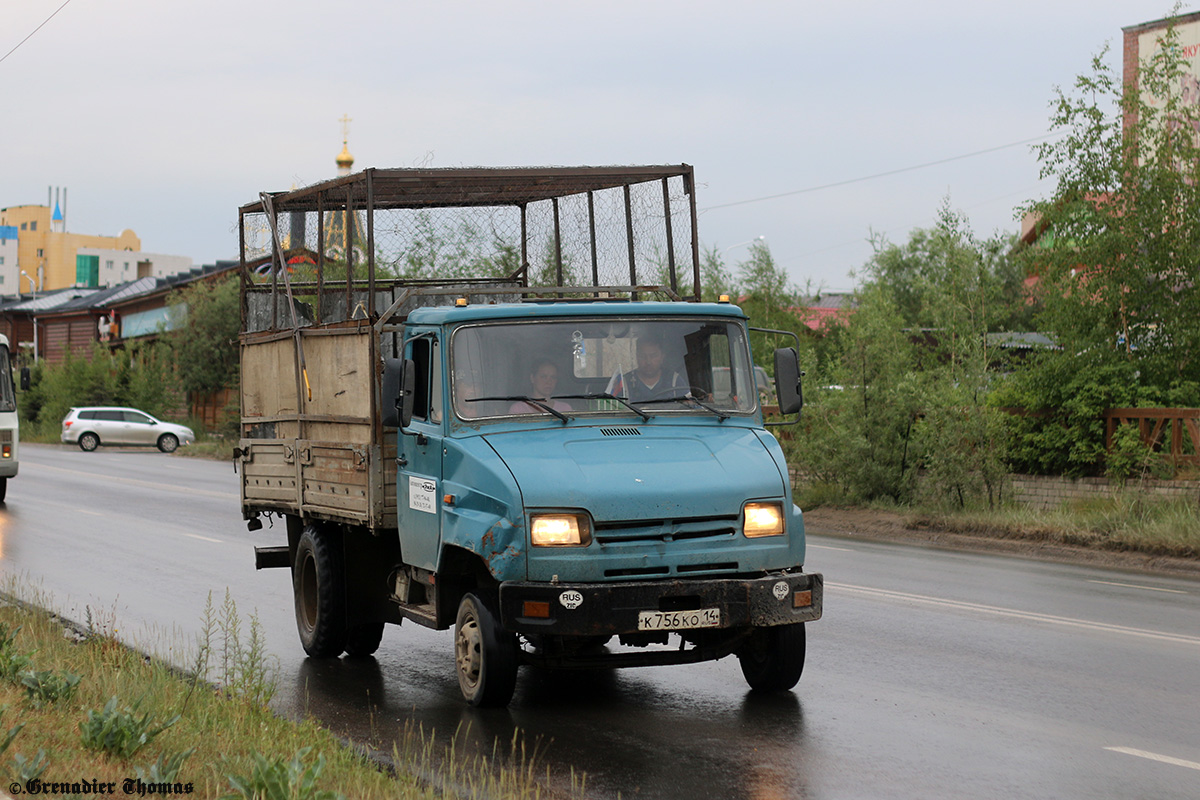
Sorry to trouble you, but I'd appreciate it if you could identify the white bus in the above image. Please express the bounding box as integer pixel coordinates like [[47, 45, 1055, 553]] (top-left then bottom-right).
[[0, 334, 18, 502]]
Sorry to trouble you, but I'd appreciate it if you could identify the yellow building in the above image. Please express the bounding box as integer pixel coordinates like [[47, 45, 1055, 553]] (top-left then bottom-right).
[[0, 204, 140, 292]]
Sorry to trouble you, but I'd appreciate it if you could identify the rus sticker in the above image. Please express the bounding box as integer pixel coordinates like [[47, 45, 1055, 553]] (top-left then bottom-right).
[[772, 581, 789, 601], [558, 590, 584, 610]]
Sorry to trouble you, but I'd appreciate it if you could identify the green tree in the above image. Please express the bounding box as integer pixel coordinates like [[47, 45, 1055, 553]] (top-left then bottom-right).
[[733, 240, 812, 372], [792, 284, 923, 503], [790, 206, 1020, 505], [1024, 17, 1200, 388], [862, 203, 1032, 343], [20, 344, 182, 437], [696, 244, 735, 302], [992, 14, 1200, 475], [166, 275, 241, 397]]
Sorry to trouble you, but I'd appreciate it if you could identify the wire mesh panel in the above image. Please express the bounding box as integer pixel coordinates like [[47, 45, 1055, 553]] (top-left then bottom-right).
[[239, 166, 699, 334]]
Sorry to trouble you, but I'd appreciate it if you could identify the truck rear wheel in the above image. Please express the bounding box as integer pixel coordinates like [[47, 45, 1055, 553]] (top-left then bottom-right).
[[293, 524, 347, 658], [344, 622, 385, 657], [737, 623, 806, 692], [454, 593, 518, 707]]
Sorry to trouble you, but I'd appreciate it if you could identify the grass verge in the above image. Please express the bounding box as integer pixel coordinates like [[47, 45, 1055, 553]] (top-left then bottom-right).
[[910, 493, 1200, 559], [797, 481, 1200, 560], [0, 584, 584, 799]]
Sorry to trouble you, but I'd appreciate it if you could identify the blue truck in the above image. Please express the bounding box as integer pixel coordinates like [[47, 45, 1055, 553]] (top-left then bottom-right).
[[238, 166, 823, 706]]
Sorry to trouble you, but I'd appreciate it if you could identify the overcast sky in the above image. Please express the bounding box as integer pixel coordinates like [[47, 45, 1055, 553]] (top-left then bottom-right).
[[2, 1, 1187, 292]]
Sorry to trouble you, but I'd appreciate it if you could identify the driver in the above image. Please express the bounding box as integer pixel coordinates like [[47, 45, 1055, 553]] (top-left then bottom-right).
[[607, 336, 685, 402]]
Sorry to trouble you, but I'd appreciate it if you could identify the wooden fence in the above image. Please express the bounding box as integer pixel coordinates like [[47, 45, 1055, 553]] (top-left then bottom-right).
[[190, 388, 236, 432], [1104, 408, 1200, 466]]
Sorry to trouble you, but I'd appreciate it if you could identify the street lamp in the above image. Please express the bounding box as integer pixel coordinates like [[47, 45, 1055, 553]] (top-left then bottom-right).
[[19, 270, 36, 298], [723, 235, 766, 255]]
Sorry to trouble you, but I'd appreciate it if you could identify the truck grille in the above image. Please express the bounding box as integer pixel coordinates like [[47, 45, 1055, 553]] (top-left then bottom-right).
[[593, 515, 738, 544], [0, 430, 11, 444]]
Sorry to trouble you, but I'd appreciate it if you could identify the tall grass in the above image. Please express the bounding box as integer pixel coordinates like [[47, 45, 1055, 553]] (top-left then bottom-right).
[[0, 577, 586, 799], [910, 492, 1200, 558]]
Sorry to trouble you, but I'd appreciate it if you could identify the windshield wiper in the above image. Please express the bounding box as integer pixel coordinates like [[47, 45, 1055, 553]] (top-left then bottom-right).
[[555, 393, 652, 422], [635, 393, 729, 421], [469, 396, 571, 423]]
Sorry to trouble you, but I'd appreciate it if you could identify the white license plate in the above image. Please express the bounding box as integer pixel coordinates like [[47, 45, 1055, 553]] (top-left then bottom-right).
[[637, 608, 721, 631]]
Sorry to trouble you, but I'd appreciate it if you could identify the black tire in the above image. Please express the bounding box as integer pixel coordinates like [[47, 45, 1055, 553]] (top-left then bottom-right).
[[737, 623, 806, 693], [157, 433, 180, 453], [293, 524, 347, 658], [0, 477, 7, 503], [344, 622, 386, 657], [454, 592, 519, 707], [78, 432, 100, 452]]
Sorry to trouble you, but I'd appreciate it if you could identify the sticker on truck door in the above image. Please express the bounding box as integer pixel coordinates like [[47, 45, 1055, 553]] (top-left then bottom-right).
[[409, 476, 437, 514]]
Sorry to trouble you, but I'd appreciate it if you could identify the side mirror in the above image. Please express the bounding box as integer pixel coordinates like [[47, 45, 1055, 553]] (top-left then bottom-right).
[[19, 367, 30, 391], [381, 357, 415, 428], [773, 347, 803, 417]]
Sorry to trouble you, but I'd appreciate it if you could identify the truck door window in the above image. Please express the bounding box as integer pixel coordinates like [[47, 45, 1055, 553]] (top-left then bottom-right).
[[409, 336, 442, 423]]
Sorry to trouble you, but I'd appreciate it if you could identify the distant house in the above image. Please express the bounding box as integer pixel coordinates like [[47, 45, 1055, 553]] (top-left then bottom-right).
[[793, 292, 855, 332], [0, 260, 239, 366]]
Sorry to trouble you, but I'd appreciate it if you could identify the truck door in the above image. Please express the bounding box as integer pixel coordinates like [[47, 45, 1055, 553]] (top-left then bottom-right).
[[397, 333, 444, 571]]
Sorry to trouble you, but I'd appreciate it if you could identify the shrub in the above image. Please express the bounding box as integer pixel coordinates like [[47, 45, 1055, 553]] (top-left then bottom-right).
[[223, 747, 345, 800], [79, 697, 180, 758]]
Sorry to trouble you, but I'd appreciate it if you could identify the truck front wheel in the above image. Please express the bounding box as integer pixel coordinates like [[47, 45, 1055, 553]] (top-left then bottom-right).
[[737, 623, 806, 692], [454, 593, 518, 707], [344, 623, 385, 657], [293, 524, 347, 658]]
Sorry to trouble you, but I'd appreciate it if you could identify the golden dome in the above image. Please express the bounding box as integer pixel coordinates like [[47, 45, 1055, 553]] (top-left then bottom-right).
[[336, 143, 354, 170]]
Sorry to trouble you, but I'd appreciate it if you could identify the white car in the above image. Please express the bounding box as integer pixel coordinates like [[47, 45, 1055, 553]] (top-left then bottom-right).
[[61, 407, 195, 453]]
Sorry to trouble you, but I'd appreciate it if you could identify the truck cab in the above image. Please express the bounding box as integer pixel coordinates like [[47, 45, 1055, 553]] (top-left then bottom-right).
[[389, 299, 820, 704]]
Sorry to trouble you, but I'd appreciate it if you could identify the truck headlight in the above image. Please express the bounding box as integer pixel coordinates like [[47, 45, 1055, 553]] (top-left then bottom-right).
[[743, 502, 785, 538], [530, 513, 592, 547]]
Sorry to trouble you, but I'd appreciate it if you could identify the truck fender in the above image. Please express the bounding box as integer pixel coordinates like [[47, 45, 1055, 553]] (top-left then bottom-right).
[[434, 544, 498, 630]]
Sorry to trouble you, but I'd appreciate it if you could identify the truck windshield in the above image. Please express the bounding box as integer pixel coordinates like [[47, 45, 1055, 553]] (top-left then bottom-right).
[[451, 318, 757, 420], [0, 347, 14, 413]]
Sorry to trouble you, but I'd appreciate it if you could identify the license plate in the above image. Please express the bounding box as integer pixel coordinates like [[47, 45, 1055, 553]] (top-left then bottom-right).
[[637, 608, 721, 631]]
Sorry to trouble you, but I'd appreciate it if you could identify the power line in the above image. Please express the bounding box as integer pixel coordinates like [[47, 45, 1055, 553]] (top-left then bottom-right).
[[702, 133, 1064, 212], [787, 183, 1046, 263], [0, 0, 75, 68]]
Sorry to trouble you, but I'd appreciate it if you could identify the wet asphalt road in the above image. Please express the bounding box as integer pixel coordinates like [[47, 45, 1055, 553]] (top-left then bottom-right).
[[4, 443, 1200, 799]]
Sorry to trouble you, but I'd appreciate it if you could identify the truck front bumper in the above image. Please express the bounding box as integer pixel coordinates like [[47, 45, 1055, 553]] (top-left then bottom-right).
[[499, 571, 822, 637]]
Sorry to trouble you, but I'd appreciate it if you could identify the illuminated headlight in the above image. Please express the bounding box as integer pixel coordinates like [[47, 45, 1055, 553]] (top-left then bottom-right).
[[743, 502, 785, 538], [530, 513, 592, 547]]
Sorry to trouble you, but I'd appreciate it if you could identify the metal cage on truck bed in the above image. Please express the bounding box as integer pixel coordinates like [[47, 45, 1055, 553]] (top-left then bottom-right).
[[236, 165, 702, 531]]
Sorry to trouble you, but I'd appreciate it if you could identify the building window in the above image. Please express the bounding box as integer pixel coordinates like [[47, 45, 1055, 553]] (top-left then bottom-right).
[[29, 221, 36, 231], [36, 249, 43, 257], [0, 257, 4, 265], [20, 223, 26, 230], [106, 260, 113, 269]]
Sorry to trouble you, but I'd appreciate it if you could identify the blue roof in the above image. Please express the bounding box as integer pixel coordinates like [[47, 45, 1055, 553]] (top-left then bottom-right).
[[52, 203, 63, 222]]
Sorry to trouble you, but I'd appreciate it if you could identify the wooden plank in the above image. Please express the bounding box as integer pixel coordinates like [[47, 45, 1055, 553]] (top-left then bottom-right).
[[1105, 407, 1200, 419], [1148, 419, 1167, 449], [301, 490, 369, 514]]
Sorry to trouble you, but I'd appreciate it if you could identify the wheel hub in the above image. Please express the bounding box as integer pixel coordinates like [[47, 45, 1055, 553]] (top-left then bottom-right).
[[456, 616, 482, 690]]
